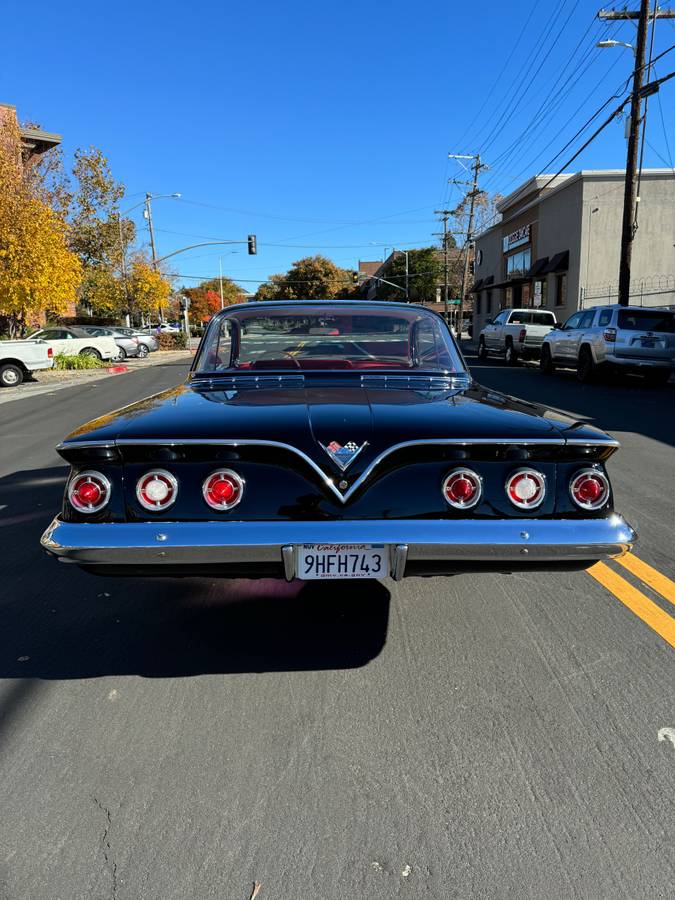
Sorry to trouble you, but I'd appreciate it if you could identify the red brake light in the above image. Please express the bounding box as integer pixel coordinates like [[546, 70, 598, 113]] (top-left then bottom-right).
[[136, 469, 178, 511], [203, 469, 244, 510], [67, 470, 111, 513], [603, 327, 616, 342], [442, 468, 482, 509], [570, 469, 609, 510], [519, 328, 527, 342], [505, 468, 546, 510]]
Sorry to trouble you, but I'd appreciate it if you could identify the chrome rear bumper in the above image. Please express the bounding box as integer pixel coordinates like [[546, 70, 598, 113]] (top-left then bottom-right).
[[41, 515, 636, 580]]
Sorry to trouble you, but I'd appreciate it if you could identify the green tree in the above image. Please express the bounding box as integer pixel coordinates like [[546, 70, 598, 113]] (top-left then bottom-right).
[[256, 256, 355, 300], [375, 247, 444, 302]]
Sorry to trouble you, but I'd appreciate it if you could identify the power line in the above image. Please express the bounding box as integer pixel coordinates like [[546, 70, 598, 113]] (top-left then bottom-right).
[[452, 0, 543, 152], [477, 0, 582, 155]]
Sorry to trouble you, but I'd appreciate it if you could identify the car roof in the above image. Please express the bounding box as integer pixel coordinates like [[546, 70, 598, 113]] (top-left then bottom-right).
[[212, 299, 442, 318]]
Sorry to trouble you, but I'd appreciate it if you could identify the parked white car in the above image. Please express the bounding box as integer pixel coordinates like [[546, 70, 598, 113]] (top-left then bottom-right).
[[26, 327, 118, 361], [478, 308, 557, 365], [0, 339, 54, 387]]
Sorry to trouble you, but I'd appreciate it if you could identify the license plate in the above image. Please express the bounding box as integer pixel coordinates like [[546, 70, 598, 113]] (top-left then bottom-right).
[[296, 544, 389, 580]]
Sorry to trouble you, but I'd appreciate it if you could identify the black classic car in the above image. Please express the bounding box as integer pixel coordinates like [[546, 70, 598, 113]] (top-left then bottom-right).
[[41, 301, 636, 581]]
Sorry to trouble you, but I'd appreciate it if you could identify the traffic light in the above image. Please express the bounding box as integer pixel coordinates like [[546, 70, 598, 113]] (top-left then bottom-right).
[[352, 271, 359, 284], [247, 234, 257, 255]]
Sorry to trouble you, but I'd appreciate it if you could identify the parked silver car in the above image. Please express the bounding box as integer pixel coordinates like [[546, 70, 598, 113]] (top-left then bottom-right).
[[78, 326, 140, 361], [114, 327, 158, 356], [540, 304, 675, 385]]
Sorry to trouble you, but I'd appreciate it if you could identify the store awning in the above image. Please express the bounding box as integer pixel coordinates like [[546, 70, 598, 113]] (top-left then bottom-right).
[[527, 257, 549, 277], [544, 251, 569, 273], [482, 275, 494, 286], [469, 278, 484, 293], [489, 276, 530, 290]]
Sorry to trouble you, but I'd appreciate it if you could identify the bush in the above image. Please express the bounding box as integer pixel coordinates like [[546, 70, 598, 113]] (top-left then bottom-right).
[[158, 331, 188, 350], [53, 352, 106, 370]]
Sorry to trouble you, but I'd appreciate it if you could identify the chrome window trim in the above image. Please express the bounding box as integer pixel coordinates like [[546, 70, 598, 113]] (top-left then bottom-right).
[[57, 435, 618, 506]]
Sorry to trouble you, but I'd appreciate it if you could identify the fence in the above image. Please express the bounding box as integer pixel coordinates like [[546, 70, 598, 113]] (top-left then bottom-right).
[[581, 275, 675, 308]]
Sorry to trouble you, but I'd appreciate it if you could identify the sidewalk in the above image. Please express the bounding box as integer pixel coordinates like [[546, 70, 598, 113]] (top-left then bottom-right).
[[0, 350, 194, 406]]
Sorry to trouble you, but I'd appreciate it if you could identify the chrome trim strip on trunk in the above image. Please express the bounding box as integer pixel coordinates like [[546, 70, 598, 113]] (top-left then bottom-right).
[[41, 515, 637, 570]]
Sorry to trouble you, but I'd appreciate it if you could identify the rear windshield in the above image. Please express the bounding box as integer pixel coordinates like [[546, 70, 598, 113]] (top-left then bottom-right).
[[195, 306, 464, 373], [617, 310, 675, 333]]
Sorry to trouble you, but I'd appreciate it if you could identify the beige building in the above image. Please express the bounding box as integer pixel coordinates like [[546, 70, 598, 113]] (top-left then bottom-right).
[[471, 170, 675, 332]]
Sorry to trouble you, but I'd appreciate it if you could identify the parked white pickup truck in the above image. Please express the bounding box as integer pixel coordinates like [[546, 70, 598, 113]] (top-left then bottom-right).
[[0, 339, 54, 387], [478, 308, 557, 365]]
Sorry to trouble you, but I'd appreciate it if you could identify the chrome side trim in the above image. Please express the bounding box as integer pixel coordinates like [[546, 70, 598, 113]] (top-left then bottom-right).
[[56, 435, 619, 505], [41, 515, 637, 570]]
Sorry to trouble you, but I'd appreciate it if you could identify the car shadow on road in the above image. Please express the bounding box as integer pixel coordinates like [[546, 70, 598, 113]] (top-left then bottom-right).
[[464, 348, 675, 449], [0, 467, 390, 679]]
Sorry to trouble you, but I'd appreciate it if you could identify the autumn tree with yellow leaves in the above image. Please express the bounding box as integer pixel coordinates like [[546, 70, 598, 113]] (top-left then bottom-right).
[[0, 121, 81, 336], [129, 257, 172, 320]]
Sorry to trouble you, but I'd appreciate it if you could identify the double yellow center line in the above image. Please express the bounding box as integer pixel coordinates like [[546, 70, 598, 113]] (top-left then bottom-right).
[[587, 555, 675, 647]]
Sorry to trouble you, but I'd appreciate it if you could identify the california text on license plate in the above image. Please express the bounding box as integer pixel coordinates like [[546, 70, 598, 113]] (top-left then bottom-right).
[[296, 544, 389, 580]]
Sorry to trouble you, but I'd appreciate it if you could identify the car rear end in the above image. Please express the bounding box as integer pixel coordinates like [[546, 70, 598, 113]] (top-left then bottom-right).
[[602, 308, 675, 380], [516, 311, 556, 358]]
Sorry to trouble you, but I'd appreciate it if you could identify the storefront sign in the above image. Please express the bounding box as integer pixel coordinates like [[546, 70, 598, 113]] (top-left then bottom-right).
[[502, 224, 531, 253]]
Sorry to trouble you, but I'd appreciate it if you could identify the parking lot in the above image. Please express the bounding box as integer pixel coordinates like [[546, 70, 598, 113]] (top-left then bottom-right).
[[0, 352, 673, 899]]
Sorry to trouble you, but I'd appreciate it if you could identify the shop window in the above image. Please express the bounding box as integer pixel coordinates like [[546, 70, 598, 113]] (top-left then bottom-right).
[[506, 248, 532, 278], [555, 273, 567, 306], [504, 287, 513, 308]]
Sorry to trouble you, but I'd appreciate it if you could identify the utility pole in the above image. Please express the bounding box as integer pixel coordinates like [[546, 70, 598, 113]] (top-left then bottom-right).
[[433, 209, 453, 322], [598, 4, 675, 306], [144, 192, 163, 323], [144, 193, 158, 267], [449, 153, 488, 330]]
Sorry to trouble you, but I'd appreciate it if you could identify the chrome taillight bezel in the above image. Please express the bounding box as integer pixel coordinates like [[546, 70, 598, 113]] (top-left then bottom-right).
[[67, 470, 111, 514], [202, 469, 245, 511], [136, 469, 178, 511], [505, 468, 546, 510], [442, 467, 483, 509], [569, 468, 610, 510]]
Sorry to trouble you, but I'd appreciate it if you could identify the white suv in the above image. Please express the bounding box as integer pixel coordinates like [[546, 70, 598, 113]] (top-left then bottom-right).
[[540, 305, 675, 385]]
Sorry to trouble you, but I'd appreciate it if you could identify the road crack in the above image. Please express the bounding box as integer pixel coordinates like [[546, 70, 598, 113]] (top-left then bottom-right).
[[92, 796, 118, 900]]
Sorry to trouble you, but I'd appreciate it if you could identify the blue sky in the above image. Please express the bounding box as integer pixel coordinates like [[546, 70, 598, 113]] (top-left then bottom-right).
[[3, 0, 674, 291]]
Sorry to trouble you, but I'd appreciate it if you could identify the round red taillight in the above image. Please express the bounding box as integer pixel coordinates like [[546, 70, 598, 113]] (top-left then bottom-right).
[[506, 468, 546, 510], [136, 469, 178, 511], [202, 469, 244, 510], [67, 470, 111, 514], [442, 468, 482, 509], [570, 469, 609, 510]]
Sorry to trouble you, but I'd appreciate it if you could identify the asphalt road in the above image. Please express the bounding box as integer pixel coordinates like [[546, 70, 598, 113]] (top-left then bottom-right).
[[0, 354, 673, 900]]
